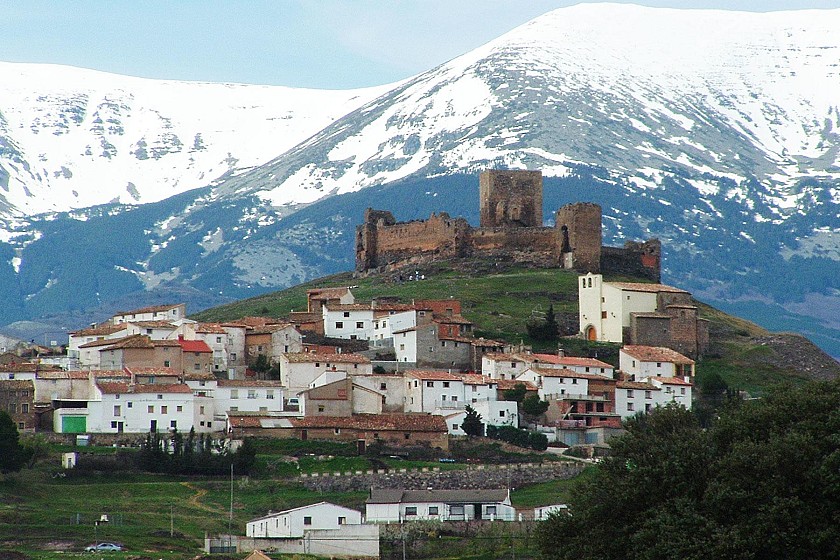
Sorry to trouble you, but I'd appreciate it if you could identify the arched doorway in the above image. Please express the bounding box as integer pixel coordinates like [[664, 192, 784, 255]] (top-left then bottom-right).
[[585, 326, 597, 341]]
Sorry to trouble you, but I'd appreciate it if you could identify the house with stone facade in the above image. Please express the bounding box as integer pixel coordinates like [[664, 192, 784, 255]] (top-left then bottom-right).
[[297, 375, 385, 417]]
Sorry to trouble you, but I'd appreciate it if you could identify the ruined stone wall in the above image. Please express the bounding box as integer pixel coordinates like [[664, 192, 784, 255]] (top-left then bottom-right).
[[555, 203, 602, 273], [629, 315, 672, 349], [479, 170, 543, 228], [467, 227, 560, 265], [600, 239, 661, 282], [357, 212, 470, 271]]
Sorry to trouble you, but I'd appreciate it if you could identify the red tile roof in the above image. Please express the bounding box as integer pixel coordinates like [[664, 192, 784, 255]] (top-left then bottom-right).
[[114, 303, 184, 315], [291, 413, 447, 432], [495, 378, 538, 391], [406, 370, 462, 381], [128, 367, 181, 377], [620, 345, 694, 364], [217, 379, 284, 388], [308, 287, 353, 299], [531, 354, 613, 369], [616, 380, 658, 390], [531, 367, 615, 382], [129, 321, 177, 329], [281, 352, 370, 364], [99, 382, 192, 394], [456, 373, 494, 385], [196, 323, 227, 334], [607, 282, 688, 294], [178, 339, 212, 353], [649, 376, 693, 386], [69, 323, 126, 337]]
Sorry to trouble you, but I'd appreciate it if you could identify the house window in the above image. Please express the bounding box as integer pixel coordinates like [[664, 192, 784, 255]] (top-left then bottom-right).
[[645, 391, 652, 399], [451, 396, 458, 402], [267, 390, 274, 399], [453, 423, 459, 430], [194, 363, 200, 370], [170, 420, 177, 429], [247, 390, 257, 399], [230, 353, 237, 361], [441, 341, 446, 347], [451, 506, 464, 516], [626, 390, 634, 398], [572, 379, 578, 384], [429, 506, 439, 515], [318, 405, 325, 413], [627, 403, 634, 411], [342, 311, 350, 318], [356, 321, 364, 329], [127, 402, 132, 408], [426, 381, 434, 388], [645, 403, 652, 412], [499, 410, 505, 417], [304, 517, 312, 525], [111, 421, 118, 429], [681, 387, 686, 395], [335, 322, 344, 329], [487, 506, 497, 515], [177, 405, 183, 412], [588, 278, 592, 287], [157, 394, 163, 399], [443, 381, 450, 388], [405, 507, 417, 516], [161, 406, 168, 414], [404, 433, 410, 440], [231, 390, 239, 399], [200, 406, 205, 414], [334, 428, 341, 434], [259, 407, 267, 412], [602, 311, 607, 319], [113, 405, 121, 416], [164, 360, 171, 367], [315, 363, 320, 368], [338, 516, 346, 525], [148, 405, 154, 413], [380, 383, 387, 390], [657, 362, 662, 368], [230, 407, 238, 412], [21, 404, 29, 413], [400, 344, 405, 351]]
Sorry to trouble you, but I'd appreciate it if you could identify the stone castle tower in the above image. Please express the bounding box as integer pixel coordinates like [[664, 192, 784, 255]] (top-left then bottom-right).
[[555, 203, 602, 273], [479, 170, 543, 228]]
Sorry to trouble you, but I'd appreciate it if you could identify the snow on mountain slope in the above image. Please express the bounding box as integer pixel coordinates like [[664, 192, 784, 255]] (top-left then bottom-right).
[[0, 61, 392, 216], [212, 3, 840, 218]]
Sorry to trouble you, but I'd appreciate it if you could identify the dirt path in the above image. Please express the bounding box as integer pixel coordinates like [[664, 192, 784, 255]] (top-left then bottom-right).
[[180, 481, 223, 514]]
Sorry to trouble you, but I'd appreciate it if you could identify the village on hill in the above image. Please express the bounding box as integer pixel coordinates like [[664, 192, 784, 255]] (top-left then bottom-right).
[[0, 171, 723, 556]]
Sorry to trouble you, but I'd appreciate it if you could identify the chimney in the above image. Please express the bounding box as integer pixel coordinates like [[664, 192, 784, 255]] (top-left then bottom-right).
[[178, 334, 184, 341], [557, 347, 565, 358]]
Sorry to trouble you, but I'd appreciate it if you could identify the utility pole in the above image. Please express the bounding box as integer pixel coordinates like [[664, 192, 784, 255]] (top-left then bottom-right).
[[170, 505, 174, 537], [228, 462, 234, 550]]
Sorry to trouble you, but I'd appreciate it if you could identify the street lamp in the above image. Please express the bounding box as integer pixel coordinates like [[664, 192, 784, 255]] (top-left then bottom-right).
[[94, 514, 109, 548]]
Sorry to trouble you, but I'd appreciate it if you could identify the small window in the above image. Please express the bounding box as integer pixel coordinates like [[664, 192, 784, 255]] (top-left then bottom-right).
[[443, 381, 450, 388], [318, 405, 325, 413], [113, 405, 121, 416], [601, 311, 607, 319], [200, 406, 205, 414], [426, 381, 434, 388], [405, 507, 417, 516], [627, 389, 634, 398], [645, 403, 652, 412], [656, 362, 662, 368], [157, 394, 163, 400], [177, 405, 183, 412], [681, 387, 686, 395], [148, 405, 154, 413], [161, 406, 168, 414], [111, 421, 118, 429], [334, 428, 341, 434], [380, 383, 387, 390], [127, 402, 133, 408], [572, 379, 578, 385], [588, 278, 592, 288], [404, 433, 410, 440], [247, 390, 257, 399], [267, 390, 274, 399], [453, 423, 459, 430], [216, 336, 222, 343], [356, 321, 364, 329], [304, 516, 312, 525], [645, 391, 652, 399], [429, 506, 439, 515], [487, 506, 497, 515], [164, 360, 171, 367], [231, 390, 239, 399], [343, 312, 350, 318], [451, 395, 458, 402], [499, 410, 505, 417], [335, 322, 344, 329], [628, 403, 634, 411], [170, 420, 177, 429], [193, 363, 200, 370], [338, 516, 346, 525]]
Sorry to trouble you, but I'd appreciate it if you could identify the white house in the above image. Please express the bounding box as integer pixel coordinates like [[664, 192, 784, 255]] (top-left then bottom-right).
[[111, 303, 187, 325], [246, 502, 362, 538], [323, 304, 375, 340], [366, 489, 515, 522], [195, 323, 248, 379], [516, 367, 602, 400], [278, 353, 372, 395], [56, 381, 213, 434], [534, 504, 568, 520], [481, 353, 529, 380], [615, 378, 692, 419], [67, 324, 128, 365], [404, 370, 464, 413], [351, 373, 406, 412], [212, 379, 284, 428], [619, 345, 695, 380]]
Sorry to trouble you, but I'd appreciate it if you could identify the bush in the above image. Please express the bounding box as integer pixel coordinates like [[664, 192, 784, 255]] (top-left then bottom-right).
[[486, 425, 547, 451]]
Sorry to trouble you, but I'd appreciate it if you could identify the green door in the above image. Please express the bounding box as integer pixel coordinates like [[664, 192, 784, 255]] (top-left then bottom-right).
[[62, 416, 87, 433]]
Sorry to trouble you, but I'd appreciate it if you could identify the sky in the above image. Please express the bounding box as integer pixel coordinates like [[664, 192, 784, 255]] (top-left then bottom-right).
[[3, 1, 838, 89]]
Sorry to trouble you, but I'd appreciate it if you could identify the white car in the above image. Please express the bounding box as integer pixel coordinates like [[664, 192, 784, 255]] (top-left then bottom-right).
[[85, 543, 122, 552]]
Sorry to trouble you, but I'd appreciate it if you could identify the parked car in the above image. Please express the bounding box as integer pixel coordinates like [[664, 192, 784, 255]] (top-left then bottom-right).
[[85, 543, 122, 552]]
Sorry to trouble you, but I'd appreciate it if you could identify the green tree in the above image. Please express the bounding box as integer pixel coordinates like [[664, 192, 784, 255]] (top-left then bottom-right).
[[461, 405, 484, 437], [0, 411, 28, 474], [521, 394, 549, 420], [21, 433, 49, 468], [536, 381, 840, 560], [525, 304, 559, 342], [503, 382, 527, 403]]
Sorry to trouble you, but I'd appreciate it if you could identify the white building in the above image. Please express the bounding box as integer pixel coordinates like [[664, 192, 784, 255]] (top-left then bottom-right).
[[404, 370, 464, 413], [619, 345, 695, 380], [111, 303, 187, 325], [578, 273, 689, 343], [615, 377, 692, 419], [278, 353, 372, 395], [481, 353, 529, 380], [323, 304, 376, 340], [534, 504, 568, 520], [516, 367, 605, 400], [366, 489, 515, 522], [246, 502, 363, 538], [481, 352, 614, 380], [195, 323, 248, 379], [351, 373, 406, 412]]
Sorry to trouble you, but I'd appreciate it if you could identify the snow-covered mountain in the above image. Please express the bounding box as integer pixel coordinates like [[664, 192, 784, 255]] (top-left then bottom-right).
[[0, 4, 838, 356], [0, 61, 390, 216]]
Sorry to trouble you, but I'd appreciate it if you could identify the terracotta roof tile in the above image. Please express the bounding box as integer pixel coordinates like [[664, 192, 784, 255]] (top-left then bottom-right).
[[218, 379, 284, 388], [129, 321, 177, 329], [649, 376, 693, 386], [69, 324, 126, 337], [178, 339, 212, 353], [281, 352, 370, 364], [195, 323, 228, 334], [307, 287, 352, 299], [128, 367, 180, 376], [616, 380, 658, 390], [114, 303, 184, 315], [621, 345, 694, 364], [495, 378, 538, 391], [406, 370, 462, 381], [531, 354, 613, 369], [291, 413, 447, 432], [607, 282, 688, 294], [530, 367, 615, 382]]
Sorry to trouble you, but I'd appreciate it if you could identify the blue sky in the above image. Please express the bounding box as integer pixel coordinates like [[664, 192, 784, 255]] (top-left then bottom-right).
[[3, 1, 838, 89]]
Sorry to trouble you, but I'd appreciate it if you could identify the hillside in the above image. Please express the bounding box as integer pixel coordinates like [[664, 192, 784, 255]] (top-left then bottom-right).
[[192, 260, 840, 394]]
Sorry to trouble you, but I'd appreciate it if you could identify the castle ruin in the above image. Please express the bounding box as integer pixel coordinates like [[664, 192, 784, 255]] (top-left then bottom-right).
[[355, 170, 660, 280]]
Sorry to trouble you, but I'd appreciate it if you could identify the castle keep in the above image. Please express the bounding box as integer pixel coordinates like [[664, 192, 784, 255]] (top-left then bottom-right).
[[355, 170, 660, 280]]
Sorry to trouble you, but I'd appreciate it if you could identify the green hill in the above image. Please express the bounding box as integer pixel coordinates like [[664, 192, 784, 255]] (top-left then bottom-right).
[[193, 259, 840, 395]]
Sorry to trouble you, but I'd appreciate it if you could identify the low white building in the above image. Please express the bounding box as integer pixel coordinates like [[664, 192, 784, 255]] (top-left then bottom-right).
[[534, 504, 568, 520], [516, 367, 601, 400], [323, 304, 376, 340], [481, 353, 529, 380], [619, 345, 695, 380], [111, 303, 187, 325], [278, 353, 372, 395], [404, 370, 464, 413], [615, 377, 692, 419], [246, 502, 362, 538], [366, 489, 515, 522]]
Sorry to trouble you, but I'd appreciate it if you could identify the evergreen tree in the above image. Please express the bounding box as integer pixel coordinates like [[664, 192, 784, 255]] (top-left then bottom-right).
[[460, 405, 484, 436], [0, 411, 27, 474]]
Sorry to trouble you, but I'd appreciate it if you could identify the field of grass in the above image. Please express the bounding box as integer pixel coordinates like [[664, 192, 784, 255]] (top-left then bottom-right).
[[510, 465, 597, 508]]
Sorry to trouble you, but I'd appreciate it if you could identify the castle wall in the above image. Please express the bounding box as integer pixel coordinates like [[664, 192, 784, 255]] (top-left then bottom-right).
[[479, 170, 543, 228], [601, 239, 661, 282], [468, 227, 559, 265]]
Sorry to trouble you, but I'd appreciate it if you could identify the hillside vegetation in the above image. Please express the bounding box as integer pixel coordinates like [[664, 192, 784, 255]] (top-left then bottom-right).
[[193, 259, 840, 394]]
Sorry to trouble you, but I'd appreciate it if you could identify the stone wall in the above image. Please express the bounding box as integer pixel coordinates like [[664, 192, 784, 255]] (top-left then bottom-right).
[[467, 227, 559, 265], [600, 239, 661, 282], [555, 203, 602, 273], [479, 170, 543, 228], [298, 461, 585, 493]]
